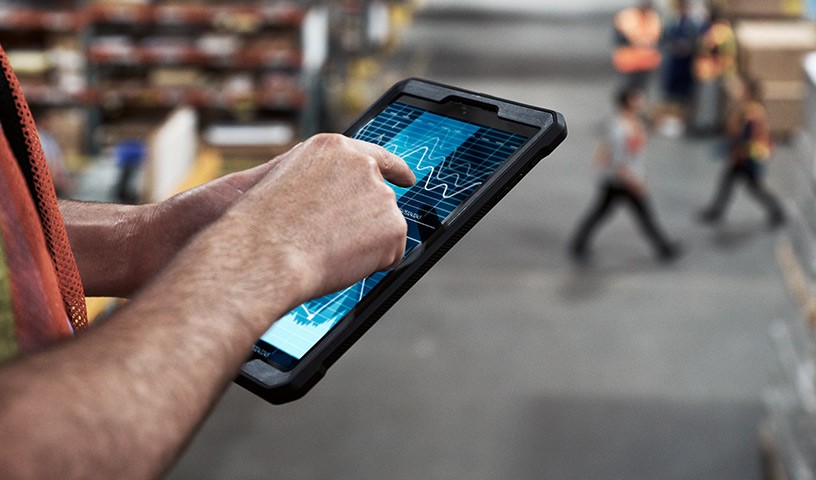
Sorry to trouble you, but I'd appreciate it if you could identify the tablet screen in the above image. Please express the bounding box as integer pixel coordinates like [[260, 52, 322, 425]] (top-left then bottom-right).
[[254, 95, 532, 369]]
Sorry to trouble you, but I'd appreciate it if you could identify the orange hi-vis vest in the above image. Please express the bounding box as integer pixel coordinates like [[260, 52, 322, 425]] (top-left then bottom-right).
[[694, 22, 737, 82], [0, 44, 88, 363], [613, 7, 663, 74]]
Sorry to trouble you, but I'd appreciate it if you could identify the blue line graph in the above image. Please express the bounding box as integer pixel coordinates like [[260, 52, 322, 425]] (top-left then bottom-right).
[[259, 103, 528, 360]]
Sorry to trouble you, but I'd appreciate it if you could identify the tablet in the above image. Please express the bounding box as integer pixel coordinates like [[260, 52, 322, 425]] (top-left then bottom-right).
[[237, 78, 567, 404]]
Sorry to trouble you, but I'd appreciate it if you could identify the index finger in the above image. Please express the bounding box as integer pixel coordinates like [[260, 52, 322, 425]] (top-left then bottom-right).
[[352, 139, 416, 188]]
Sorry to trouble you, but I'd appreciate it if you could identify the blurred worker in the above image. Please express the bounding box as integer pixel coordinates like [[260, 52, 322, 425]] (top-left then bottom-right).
[[699, 79, 785, 227], [114, 139, 145, 204], [662, 0, 702, 104], [570, 88, 681, 263], [613, 0, 663, 91], [691, 6, 737, 133]]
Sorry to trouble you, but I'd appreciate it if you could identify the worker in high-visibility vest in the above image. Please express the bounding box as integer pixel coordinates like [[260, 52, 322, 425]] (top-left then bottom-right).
[[694, 8, 737, 82], [663, 0, 702, 103], [613, 1, 663, 90], [699, 79, 785, 227], [691, 6, 737, 133]]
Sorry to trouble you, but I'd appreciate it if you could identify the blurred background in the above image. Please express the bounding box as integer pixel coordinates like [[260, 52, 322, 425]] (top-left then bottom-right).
[[4, 0, 816, 478]]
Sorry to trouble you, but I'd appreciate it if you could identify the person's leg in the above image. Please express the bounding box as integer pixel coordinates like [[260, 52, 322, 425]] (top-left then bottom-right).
[[700, 162, 739, 222], [570, 183, 619, 258], [623, 188, 680, 260], [744, 164, 785, 226]]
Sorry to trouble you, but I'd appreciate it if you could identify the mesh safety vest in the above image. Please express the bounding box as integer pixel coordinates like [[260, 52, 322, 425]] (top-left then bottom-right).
[[0, 44, 87, 363], [612, 7, 663, 74]]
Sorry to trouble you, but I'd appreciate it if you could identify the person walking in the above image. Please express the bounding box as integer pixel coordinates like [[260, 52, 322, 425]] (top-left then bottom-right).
[[570, 88, 681, 263], [699, 79, 785, 227]]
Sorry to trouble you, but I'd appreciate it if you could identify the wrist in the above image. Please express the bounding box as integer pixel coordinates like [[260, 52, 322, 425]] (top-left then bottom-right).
[[63, 200, 148, 297], [165, 210, 311, 334], [109, 203, 160, 296]]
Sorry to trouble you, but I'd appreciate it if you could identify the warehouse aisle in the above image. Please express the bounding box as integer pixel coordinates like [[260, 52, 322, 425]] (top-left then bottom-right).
[[168, 11, 794, 480]]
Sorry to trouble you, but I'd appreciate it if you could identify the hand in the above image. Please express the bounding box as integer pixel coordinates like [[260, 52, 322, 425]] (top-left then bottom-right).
[[613, 166, 648, 198], [176, 133, 415, 322], [628, 178, 648, 197]]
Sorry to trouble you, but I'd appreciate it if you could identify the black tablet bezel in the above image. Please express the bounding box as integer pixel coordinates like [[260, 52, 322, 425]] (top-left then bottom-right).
[[237, 78, 567, 404], [251, 94, 540, 373]]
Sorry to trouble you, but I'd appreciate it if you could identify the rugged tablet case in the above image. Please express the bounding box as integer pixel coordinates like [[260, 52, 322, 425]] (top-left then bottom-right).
[[237, 78, 567, 404]]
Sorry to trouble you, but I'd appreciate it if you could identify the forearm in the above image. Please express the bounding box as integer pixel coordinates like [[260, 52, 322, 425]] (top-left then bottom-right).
[[61, 160, 280, 297], [0, 134, 413, 479], [0, 217, 303, 479], [60, 199, 151, 297]]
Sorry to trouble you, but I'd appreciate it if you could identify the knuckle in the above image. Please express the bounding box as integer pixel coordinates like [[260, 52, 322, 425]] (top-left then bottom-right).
[[309, 132, 345, 149], [376, 148, 393, 170], [398, 215, 408, 236], [379, 181, 397, 200], [392, 211, 408, 240], [363, 154, 379, 172]]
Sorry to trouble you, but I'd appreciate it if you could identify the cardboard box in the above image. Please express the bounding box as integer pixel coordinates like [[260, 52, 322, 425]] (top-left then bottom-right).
[[762, 80, 806, 136], [47, 108, 88, 170], [737, 20, 816, 82], [719, 0, 803, 18], [148, 68, 203, 88]]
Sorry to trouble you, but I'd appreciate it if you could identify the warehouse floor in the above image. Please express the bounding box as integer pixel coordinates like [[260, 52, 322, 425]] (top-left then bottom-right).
[[162, 10, 796, 480]]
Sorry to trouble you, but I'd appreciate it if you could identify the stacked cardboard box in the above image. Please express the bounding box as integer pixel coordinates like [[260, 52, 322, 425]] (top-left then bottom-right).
[[719, 0, 803, 19], [736, 20, 816, 136]]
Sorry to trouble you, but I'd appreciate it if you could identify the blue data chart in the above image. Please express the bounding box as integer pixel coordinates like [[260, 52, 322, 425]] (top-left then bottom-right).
[[259, 103, 528, 360]]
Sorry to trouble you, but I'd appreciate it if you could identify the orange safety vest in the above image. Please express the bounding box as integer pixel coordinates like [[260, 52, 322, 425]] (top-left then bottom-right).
[[612, 7, 663, 74], [0, 44, 88, 363], [694, 22, 737, 81]]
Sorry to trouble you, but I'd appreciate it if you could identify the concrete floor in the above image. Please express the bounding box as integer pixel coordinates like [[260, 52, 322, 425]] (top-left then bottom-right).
[[166, 12, 795, 480]]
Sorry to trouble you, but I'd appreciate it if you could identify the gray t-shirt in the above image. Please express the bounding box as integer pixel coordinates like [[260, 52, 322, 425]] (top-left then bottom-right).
[[600, 114, 646, 186]]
